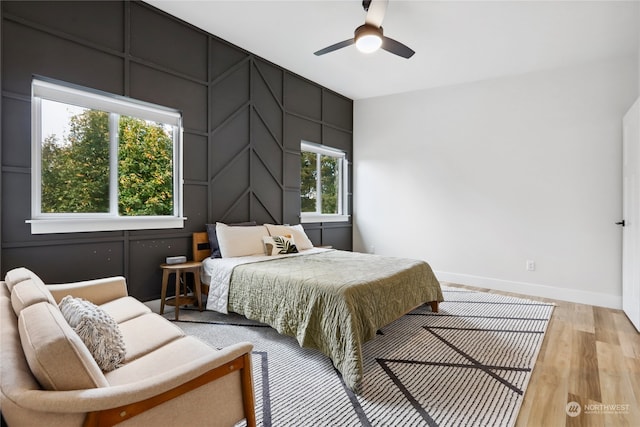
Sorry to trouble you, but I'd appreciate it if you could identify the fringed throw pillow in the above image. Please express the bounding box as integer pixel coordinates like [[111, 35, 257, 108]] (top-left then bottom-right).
[[59, 296, 126, 372]]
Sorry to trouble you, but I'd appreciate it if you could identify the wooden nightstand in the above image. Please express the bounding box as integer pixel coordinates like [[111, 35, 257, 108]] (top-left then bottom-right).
[[159, 260, 203, 320]]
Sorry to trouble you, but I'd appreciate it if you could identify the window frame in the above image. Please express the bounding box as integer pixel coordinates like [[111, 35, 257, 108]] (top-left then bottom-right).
[[29, 77, 185, 234], [300, 140, 350, 223]]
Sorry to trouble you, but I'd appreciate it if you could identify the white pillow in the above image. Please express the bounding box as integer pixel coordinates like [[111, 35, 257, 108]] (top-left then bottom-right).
[[215, 222, 270, 257], [265, 224, 314, 250], [263, 235, 299, 256], [59, 296, 126, 372]]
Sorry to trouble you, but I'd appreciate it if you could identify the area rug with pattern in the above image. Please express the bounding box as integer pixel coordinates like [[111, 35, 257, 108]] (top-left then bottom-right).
[[165, 286, 554, 427]]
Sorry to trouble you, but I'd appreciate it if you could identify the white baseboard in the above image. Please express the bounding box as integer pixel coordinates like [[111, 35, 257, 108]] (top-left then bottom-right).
[[434, 271, 622, 310]]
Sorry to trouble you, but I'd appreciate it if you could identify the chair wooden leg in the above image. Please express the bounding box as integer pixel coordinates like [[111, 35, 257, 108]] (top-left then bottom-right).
[[174, 270, 181, 320], [241, 353, 257, 427], [160, 269, 170, 315]]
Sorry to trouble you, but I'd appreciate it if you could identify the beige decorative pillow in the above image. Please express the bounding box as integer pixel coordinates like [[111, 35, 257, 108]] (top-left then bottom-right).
[[59, 296, 126, 372], [215, 222, 270, 257], [263, 235, 299, 256]]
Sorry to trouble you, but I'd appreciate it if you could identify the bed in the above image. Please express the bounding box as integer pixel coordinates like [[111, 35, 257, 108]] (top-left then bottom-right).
[[192, 226, 443, 392]]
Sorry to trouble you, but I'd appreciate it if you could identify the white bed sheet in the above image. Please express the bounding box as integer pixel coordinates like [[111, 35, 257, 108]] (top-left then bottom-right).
[[201, 247, 329, 313]]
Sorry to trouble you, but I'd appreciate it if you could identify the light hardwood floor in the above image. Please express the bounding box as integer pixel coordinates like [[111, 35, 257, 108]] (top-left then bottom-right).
[[445, 283, 640, 427]]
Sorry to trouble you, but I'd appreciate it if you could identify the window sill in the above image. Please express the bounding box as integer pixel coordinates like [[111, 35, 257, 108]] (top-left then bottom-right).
[[27, 217, 186, 234], [300, 214, 350, 224]]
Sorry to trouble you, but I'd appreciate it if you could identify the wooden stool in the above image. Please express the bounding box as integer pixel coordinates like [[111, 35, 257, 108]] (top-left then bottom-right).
[[160, 261, 203, 320]]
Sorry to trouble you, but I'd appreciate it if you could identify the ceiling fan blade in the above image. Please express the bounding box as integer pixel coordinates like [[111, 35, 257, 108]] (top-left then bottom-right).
[[314, 38, 355, 56], [364, 0, 388, 28], [381, 36, 415, 59]]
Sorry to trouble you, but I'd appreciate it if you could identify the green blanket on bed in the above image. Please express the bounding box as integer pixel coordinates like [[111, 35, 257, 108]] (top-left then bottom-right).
[[227, 250, 443, 391]]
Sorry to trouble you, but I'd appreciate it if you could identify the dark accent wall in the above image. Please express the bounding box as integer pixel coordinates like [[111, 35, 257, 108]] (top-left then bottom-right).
[[0, 1, 353, 300]]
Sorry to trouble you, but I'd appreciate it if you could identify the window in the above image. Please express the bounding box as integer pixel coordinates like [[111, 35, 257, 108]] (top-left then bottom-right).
[[29, 77, 184, 234], [300, 141, 349, 223]]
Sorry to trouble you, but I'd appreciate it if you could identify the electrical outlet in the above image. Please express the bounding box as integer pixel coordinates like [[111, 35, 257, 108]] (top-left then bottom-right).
[[526, 260, 535, 271]]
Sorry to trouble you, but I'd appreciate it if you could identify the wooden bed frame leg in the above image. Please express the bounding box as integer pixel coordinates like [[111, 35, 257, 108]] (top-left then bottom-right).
[[429, 301, 439, 313]]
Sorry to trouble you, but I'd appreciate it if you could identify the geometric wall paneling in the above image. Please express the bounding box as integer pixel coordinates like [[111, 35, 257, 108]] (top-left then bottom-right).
[[284, 114, 322, 150], [284, 152, 301, 189], [211, 107, 251, 175], [183, 133, 209, 182], [284, 74, 322, 120], [252, 110, 283, 182], [3, 1, 124, 52], [2, 19, 125, 96], [130, 3, 208, 81], [323, 90, 353, 131], [211, 59, 251, 129], [253, 63, 283, 140], [323, 126, 352, 154], [1, 1, 352, 300], [254, 59, 283, 105], [129, 63, 208, 132], [1, 171, 37, 243], [285, 189, 302, 226], [224, 195, 253, 225], [1, 96, 30, 168], [182, 184, 209, 233], [210, 37, 251, 82], [128, 236, 191, 301], [251, 193, 280, 226], [251, 150, 283, 224], [2, 241, 125, 285], [210, 148, 252, 221]]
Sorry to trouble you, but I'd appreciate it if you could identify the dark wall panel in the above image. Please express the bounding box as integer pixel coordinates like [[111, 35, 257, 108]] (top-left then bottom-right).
[[1, 172, 33, 243], [211, 61, 250, 129], [130, 3, 207, 81], [3, 1, 124, 52], [2, 20, 124, 96], [255, 59, 283, 104], [210, 38, 249, 81], [284, 115, 322, 151], [2, 241, 124, 284], [211, 107, 251, 175], [1, 1, 352, 301], [183, 133, 208, 182], [1, 97, 30, 168], [324, 126, 352, 154], [182, 184, 209, 233], [322, 226, 353, 251], [285, 74, 322, 120], [129, 63, 207, 132], [128, 237, 190, 300], [323, 91, 353, 130]]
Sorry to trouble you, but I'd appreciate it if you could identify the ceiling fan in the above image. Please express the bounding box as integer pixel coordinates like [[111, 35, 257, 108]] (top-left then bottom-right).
[[314, 0, 415, 59]]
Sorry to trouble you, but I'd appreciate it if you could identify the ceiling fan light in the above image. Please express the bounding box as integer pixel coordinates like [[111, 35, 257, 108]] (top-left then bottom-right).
[[356, 34, 382, 53], [354, 24, 383, 54]]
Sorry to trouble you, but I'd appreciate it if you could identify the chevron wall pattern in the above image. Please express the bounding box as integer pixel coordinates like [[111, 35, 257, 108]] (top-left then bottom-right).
[[0, 1, 353, 300]]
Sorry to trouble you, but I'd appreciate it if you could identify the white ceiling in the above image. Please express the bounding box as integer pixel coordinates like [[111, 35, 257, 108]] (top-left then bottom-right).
[[145, 0, 639, 100]]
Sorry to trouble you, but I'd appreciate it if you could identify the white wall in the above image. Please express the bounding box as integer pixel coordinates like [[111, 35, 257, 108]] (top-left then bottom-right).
[[353, 56, 637, 308]]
